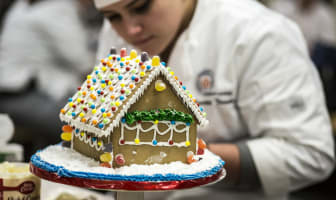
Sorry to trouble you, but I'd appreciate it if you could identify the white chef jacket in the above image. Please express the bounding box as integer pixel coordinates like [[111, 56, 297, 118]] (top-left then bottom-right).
[[97, 0, 335, 199]]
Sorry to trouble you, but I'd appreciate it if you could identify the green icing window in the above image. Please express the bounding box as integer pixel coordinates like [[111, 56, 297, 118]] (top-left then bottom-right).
[[124, 109, 193, 125]]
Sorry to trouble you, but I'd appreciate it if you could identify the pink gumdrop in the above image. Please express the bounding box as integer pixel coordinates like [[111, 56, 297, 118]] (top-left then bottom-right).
[[115, 154, 125, 166], [120, 48, 127, 58]]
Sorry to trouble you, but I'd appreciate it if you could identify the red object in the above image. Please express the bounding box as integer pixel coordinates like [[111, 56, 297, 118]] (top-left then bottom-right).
[[134, 77, 139, 82], [115, 154, 125, 166], [120, 139, 125, 145], [29, 163, 224, 191], [112, 107, 117, 112], [110, 68, 114, 72], [120, 48, 127, 57], [105, 80, 109, 84], [77, 87, 81, 91], [121, 89, 125, 94], [0, 180, 35, 195], [197, 148, 204, 155], [87, 85, 91, 89], [126, 67, 130, 71], [169, 140, 173, 145], [179, 81, 183, 85], [100, 91, 104, 95], [113, 56, 116, 60], [102, 61, 107, 66], [83, 107, 88, 112], [80, 100, 84, 104], [72, 105, 76, 108]]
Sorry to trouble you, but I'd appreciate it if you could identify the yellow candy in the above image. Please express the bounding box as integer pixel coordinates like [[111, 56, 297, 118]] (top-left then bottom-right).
[[92, 109, 97, 114], [121, 57, 125, 62], [135, 59, 140, 63], [100, 153, 112, 162], [140, 72, 145, 77], [87, 75, 92, 79], [120, 83, 125, 88], [115, 101, 120, 107], [77, 98, 81, 103], [102, 67, 107, 72], [80, 132, 84, 137], [103, 113, 107, 118], [61, 132, 72, 141], [189, 94, 192, 98], [108, 55, 113, 60], [108, 81, 112, 85], [170, 71, 174, 75], [130, 50, 137, 59], [69, 102, 73, 107], [135, 138, 140, 144], [185, 141, 191, 147], [154, 120, 159, 124], [155, 80, 166, 92], [101, 83, 106, 88], [79, 113, 85, 118], [98, 141, 102, 146], [152, 56, 160, 66], [90, 86, 94, 91]]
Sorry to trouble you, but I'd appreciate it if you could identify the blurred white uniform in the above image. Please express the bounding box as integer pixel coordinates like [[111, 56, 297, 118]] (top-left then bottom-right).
[[269, 0, 336, 51], [0, 0, 94, 100], [97, 0, 334, 199]]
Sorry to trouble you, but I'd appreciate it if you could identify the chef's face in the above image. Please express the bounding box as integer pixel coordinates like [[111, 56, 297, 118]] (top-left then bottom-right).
[[99, 0, 188, 55]]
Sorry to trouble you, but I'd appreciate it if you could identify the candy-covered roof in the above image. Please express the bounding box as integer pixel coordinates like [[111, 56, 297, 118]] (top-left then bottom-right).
[[59, 48, 208, 137]]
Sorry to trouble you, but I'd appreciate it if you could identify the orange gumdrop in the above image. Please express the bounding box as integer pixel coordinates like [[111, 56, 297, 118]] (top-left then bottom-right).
[[62, 125, 72, 132], [187, 154, 196, 164], [100, 162, 112, 168], [198, 139, 207, 150]]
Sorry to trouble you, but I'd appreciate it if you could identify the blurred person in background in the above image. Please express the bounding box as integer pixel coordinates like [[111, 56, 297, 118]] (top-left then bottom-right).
[[269, 0, 336, 130], [269, 0, 336, 52], [94, 0, 334, 199], [0, 0, 103, 161]]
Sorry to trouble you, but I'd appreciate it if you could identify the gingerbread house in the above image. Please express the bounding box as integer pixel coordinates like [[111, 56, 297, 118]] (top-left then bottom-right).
[[59, 48, 208, 168]]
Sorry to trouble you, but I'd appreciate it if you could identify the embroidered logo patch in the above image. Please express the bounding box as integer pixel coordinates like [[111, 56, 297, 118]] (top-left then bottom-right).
[[196, 70, 214, 94]]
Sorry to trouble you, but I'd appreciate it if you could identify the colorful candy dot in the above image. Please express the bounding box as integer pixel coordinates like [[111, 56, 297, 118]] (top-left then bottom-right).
[[152, 140, 158, 145], [71, 112, 76, 117], [130, 49, 137, 59], [90, 104, 95, 109], [185, 141, 191, 147], [92, 109, 97, 114], [134, 138, 140, 144], [98, 123, 104, 128], [151, 56, 160, 66], [101, 108, 106, 113], [118, 75, 123, 80]]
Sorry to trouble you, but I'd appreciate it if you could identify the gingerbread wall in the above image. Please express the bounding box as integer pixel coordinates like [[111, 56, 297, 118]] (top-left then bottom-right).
[[111, 75, 197, 167]]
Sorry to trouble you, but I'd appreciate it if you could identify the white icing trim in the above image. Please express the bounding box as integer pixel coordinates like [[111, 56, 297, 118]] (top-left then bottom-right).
[[120, 121, 190, 147], [74, 131, 104, 151]]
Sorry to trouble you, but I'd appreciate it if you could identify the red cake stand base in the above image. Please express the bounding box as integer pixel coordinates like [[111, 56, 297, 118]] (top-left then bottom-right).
[[30, 163, 225, 200]]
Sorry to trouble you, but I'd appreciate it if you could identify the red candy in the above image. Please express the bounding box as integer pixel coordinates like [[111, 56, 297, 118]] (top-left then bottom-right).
[[83, 107, 88, 112], [121, 89, 125, 94], [80, 100, 84, 104], [77, 87, 81, 91], [126, 67, 130, 71], [111, 107, 116, 112], [87, 85, 91, 89], [169, 140, 173, 145], [115, 154, 125, 166], [197, 148, 204, 155], [120, 48, 127, 58], [134, 77, 139, 82], [120, 139, 125, 145], [110, 68, 114, 72]]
